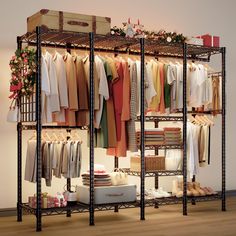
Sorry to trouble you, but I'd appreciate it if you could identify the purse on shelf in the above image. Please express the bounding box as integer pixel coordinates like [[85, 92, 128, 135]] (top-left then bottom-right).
[[7, 99, 20, 123], [63, 185, 77, 205], [110, 168, 128, 186]]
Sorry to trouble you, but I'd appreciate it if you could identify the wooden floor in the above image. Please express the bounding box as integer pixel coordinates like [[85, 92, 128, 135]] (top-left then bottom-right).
[[1, 197, 236, 236]]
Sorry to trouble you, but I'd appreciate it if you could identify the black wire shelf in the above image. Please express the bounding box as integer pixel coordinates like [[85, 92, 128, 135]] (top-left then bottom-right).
[[144, 144, 183, 150], [136, 115, 183, 122], [140, 193, 221, 207], [20, 203, 88, 216], [120, 168, 183, 177], [21, 123, 88, 130], [19, 29, 222, 61], [20, 193, 221, 216], [20, 201, 138, 216]]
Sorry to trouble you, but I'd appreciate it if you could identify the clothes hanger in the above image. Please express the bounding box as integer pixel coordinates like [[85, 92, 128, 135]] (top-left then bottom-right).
[[29, 131, 36, 140], [189, 115, 201, 125], [51, 131, 58, 141], [52, 44, 59, 60], [204, 63, 215, 73], [59, 130, 66, 141], [42, 130, 52, 141], [187, 115, 196, 124], [175, 58, 182, 65], [203, 115, 214, 126], [71, 45, 78, 58], [69, 130, 81, 143], [42, 47, 48, 55], [196, 115, 206, 125]]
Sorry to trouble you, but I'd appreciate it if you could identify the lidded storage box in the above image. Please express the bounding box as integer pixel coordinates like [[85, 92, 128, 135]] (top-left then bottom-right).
[[27, 9, 111, 35], [76, 185, 136, 205]]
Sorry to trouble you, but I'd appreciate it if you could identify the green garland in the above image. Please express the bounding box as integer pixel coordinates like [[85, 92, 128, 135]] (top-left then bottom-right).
[[111, 26, 187, 43]]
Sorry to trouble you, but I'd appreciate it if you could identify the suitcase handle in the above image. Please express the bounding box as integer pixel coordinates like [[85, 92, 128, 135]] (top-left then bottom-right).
[[67, 20, 89, 27], [105, 193, 124, 197]]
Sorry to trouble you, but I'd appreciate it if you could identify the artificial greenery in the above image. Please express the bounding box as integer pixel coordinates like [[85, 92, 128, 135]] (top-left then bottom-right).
[[9, 47, 36, 99]]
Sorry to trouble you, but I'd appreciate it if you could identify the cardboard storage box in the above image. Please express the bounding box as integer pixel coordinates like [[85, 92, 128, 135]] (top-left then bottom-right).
[[27, 9, 111, 35], [130, 155, 165, 172], [76, 185, 136, 205]]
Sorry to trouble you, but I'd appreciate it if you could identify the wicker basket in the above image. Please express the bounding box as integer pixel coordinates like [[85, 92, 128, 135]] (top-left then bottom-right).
[[130, 155, 165, 172]]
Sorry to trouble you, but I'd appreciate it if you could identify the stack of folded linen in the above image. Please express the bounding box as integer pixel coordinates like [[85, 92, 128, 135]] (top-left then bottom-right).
[[164, 127, 182, 145], [136, 128, 164, 146], [82, 164, 112, 187]]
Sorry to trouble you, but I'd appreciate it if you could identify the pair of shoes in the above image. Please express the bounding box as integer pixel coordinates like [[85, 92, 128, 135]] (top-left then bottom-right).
[[192, 182, 206, 196], [172, 180, 192, 198], [172, 180, 205, 198], [172, 179, 184, 198], [187, 182, 201, 196], [202, 187, 218, 195], [152, 187, 171, 198]]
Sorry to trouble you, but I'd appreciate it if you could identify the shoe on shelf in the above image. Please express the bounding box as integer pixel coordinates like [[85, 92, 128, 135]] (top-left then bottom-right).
[[151, 187, 171, 198], [157, 187, 171, 198], [187, 182, 200, 197], [145, 189, 150, 196], [179, 181, 192, 196], [151, 188, 164, 198], [193, 182, 206, 196], [202, 187, 212, 195], [173, 181, 187, 198], [172, 179, 179, 196], [175, 190, 183, 198], [206, 187, 218, 195]]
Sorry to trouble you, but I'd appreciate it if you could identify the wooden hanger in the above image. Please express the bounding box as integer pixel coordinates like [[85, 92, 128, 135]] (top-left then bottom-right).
[[29, 131, 36, 140], [42, 47, 48, 55], [203, 115, 214, 126], [188, 115, 197, 124], [42, 130, 52, 141], [204, 63, 215, 73]]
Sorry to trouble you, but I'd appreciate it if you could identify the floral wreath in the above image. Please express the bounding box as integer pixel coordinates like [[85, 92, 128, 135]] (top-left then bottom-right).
[[9, 47, 36, 100]]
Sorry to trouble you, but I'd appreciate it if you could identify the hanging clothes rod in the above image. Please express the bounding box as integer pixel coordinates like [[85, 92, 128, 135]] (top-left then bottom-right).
[[208, 71, 222, 76], [23, 41, 210, 62], [21, 125, 88, 130]]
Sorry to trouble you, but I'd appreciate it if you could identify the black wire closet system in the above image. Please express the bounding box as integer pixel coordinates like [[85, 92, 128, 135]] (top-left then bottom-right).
[[16, 27, 226, 231]]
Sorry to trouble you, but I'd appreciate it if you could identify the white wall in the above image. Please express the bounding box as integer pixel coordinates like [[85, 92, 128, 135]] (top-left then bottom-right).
[[0, 0, 235, 209]]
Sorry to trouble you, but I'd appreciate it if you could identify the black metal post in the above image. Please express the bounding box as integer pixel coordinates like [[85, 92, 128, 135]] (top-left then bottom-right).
[[221, 47, 226, 211], [191, 175, 196, 205], [89, 32, 95, 226], [114, 156, 119, 212], [17, 122, 22, 222], [36, 26, 42, 231], [182, 43, 188, 216], [140, 37, 145, 220], [154, 120, 159, 209], [66, 44, 72, 218], [17, 36, 22, 223]]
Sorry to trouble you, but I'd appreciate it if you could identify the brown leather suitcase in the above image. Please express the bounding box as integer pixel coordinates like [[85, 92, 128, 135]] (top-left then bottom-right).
[[27, 9, 111, 35]]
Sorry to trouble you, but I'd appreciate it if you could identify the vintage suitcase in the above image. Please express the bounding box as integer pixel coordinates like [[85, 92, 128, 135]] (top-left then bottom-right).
[[130, 155, 165, 172], [76, 185, 137, 205], [27, 9, 111, 35]]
